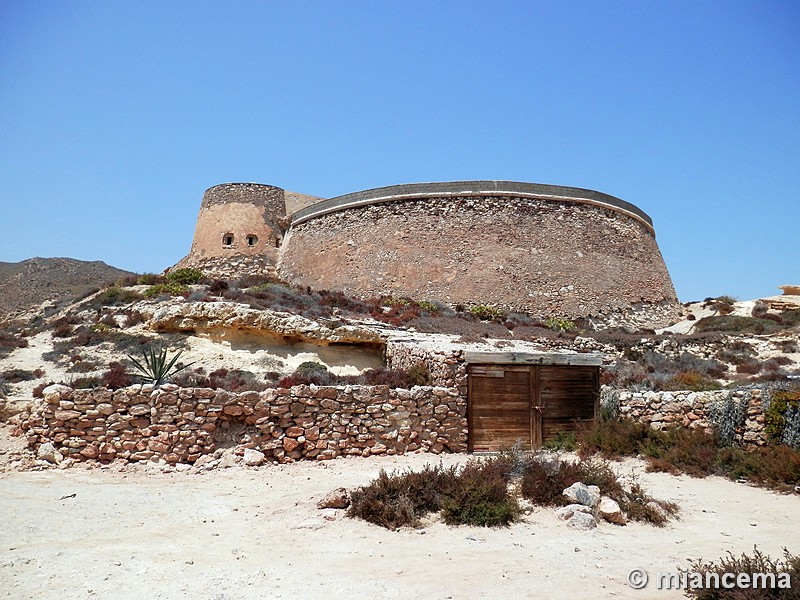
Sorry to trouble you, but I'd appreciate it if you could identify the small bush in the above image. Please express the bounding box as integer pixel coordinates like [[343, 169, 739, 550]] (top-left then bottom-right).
[[2, 368, 38, 383], [96, 286, 143, 306], [579, 415, 800, 490], [167, 268, 204, 285], [208, 279, 229, 294], [441, 460, 519, 527], [0, 330, 28, 358], [765, 389, 800, 448], [542, 430, 578, 452], [348, 464, 459, 529], [468, 305, 506, 322], [144, 283, 189, 298], [694, 316, 785, 335], [686, 547, 800, 599], [545, 316, 575, 333], [101, 361, 132, 389], [52, 318, 74, 338]]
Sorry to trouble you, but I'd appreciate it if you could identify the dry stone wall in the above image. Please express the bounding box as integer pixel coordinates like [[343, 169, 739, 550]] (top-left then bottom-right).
[[609, 387, 767, 444], [280, 195, 680, 328], [23, 383, 467, 465]]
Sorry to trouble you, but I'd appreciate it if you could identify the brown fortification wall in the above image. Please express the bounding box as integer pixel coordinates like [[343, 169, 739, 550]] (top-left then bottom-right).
[[175, 180, 680, 328], [279, 194, 680, 328]]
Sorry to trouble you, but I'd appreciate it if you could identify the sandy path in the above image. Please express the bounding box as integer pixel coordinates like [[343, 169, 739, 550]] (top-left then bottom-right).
[[1, 444, 798, 600]]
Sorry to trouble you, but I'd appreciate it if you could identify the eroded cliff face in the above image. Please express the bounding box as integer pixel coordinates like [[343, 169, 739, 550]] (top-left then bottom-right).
[[142, 301, 386, 346]]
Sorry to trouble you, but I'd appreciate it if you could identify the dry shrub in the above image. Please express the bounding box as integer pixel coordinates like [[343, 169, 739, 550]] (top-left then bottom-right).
[[348, 464, 459, 529], [101, 361, 132, 389], [577, 417, 652, 459], [686, 547, 800, 599], [579, 417, 800, 491], [440, 460, 519, 527], [0, 330, 28, 358]]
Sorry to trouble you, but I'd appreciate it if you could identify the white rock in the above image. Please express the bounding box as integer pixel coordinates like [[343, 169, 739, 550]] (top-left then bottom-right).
[[36, 442, 63, 464], [563, 482, 601, 508], [243, 448, 265, 466], [317, 487, 350, 509], [597, 496, 626, 525], [567, 512, 597, 530], [555, 504, 592, 521]]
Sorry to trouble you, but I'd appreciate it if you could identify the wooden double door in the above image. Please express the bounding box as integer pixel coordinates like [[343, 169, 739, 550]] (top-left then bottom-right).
[[467, 364, 599, 452]]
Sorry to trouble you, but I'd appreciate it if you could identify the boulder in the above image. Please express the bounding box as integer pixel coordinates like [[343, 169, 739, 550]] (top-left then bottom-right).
[[243, 448, 265, 466], [555, 504, 592, 521], [566, 512, 597, 530], [317, 487, 351, 509], [37, 442, 63, 464], [597, 496, 626, 525], [563, 482, 601, 508]]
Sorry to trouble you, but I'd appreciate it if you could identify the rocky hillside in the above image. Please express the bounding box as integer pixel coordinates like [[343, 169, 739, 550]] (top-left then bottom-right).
[[0, 258, 134, 320]]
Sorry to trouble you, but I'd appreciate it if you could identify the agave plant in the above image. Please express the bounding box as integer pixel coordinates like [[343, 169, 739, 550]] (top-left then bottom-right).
[[128, 343, 194, 386]]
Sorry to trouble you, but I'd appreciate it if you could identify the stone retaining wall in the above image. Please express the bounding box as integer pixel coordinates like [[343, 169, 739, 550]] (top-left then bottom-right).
[[22, 383, 467, 464], [608, 387, 767, 444]]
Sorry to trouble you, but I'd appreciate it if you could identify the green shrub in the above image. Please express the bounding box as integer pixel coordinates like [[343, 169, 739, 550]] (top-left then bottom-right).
[[468, 305, 505, 321], [144, 283, 189, 298], [405, 362, 431, 386], [542, 430, 578, 451], [765, 389, 800, 448], [167, 268, 204, 285], [545, 316, 575, 333], [96, 286, 143, 306], [1, 368, 39, 383], [128, 343, 194, 386]]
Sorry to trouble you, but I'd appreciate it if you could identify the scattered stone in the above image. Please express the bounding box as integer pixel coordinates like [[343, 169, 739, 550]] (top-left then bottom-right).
[[243, 448, 265, 466], [36, 442, 63, 465], [597, 497, 626, 525], [566, 512, 597, 530], [555, 504, 592, 521], [317, 487, 350, 509]]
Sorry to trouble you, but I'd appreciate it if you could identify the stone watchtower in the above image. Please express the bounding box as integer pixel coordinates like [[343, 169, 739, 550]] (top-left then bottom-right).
[[173, 183, 319, 279]]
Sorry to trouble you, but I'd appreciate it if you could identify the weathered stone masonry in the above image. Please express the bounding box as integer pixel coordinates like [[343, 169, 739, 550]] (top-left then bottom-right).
[[604, 388, 768, 444], [23, 384, 467, 464]]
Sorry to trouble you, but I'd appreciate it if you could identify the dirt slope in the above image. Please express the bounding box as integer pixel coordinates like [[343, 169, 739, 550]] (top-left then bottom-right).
[[0, 257, 134, 319]]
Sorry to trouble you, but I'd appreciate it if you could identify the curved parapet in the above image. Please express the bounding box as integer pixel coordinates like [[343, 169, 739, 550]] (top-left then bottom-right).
[[291, 180, 655, 235]]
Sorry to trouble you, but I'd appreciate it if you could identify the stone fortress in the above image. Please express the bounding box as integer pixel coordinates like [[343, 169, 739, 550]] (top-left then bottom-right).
[[173, 180, 681, 329]]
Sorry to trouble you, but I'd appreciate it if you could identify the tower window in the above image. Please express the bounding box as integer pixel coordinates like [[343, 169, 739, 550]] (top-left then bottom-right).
[[246, 234, 258, 247], [223, 233, 234, 247]]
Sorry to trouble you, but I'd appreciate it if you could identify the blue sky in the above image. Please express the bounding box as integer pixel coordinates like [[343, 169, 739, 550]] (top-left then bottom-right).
[[1, 1, 797, 303]]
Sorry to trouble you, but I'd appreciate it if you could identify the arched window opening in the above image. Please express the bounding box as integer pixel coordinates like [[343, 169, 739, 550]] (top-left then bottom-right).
[[246, 234, 258, 247], [223, 233, 234, 247]]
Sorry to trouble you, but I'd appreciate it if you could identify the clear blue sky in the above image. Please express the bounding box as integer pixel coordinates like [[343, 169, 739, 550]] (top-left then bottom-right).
[[1, 1, 798, 302]]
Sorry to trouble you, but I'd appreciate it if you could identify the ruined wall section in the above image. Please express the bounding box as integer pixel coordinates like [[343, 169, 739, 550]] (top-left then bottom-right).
[[280, 195, 680, 328]]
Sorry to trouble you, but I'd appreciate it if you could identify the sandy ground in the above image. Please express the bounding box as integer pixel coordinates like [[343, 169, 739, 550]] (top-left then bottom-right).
[[1, 423, 798, 600]]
